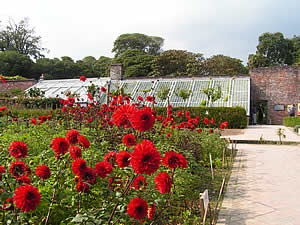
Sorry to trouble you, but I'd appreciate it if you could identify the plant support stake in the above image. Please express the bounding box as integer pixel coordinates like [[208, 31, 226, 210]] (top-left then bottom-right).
[[209, 154, 214, 180]]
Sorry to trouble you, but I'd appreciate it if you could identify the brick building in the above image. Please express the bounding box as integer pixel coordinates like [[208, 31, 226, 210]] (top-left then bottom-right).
[[250, 66, 300, 125]]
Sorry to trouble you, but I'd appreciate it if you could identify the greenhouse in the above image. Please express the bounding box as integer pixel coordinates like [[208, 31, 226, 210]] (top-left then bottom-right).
[[27, 76, 251, 115]]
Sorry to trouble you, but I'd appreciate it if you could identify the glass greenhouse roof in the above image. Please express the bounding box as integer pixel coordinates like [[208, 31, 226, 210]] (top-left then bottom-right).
[[27, 76, 250, 115]]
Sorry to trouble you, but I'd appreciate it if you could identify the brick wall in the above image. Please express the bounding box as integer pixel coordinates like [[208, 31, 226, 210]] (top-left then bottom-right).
[[250, 66, 300, 124], [0, 79, 37, 93]]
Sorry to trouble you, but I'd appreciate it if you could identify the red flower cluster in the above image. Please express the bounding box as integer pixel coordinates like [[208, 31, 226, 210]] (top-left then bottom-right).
[[0, 165, 5, 180], [127, 197, 148, 219], [51, 137, 69, 159], [116, 151, 131, 168], [13, 184, 41, 212], [9, 141, 28, 159], [65, 129, 80, 144], [111, 104, 134, 128], [0, 106, 8, 112], [122, 133, 136, 147], [80, 76, 86, 82], [72, 158, 87, 177], [220, 121, 229, 129], [95, 161, 112, 178], [162, 151, 188, 169], [78, 135, 90, 149], [9, 161, 29, 178], [69, 146, 82, 160], [130, 107, 155, 132], [154, 172, 172, 194], [130, 139, 161, 175], [0, 76, 6, 84], [133, 175, 147, 190], [35, 165, 51, 180]]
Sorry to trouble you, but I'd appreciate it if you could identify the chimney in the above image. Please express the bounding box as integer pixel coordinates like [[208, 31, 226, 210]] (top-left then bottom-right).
[[110, 64, 123, 80]]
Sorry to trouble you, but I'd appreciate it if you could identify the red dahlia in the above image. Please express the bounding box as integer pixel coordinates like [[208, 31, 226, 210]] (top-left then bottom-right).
[[0, 165, 5, 180], [133, 175, 147, 191], [13, 184, 41, 212], [81, 167, 97, 185], [123, 133, 136, 147], [137, 96, 144, 101], [51, 137, 69, 159], [31, 117, 37, 125], [71, 158, 87, 177], [162, 151, 188, 169], [78, 135, 90, 149], [130, 139, 161, 175], [76, 179, 90, 193], [101, 87, 106, 93], [116, 151, 131, 168], [203, 118, 209, 125], [35, 165, 51, 180], [146, 96, 154, 102], [104, 152, 117, 166], [17, 176, 31, 185], [9, 141, 28, 159], [127, 197, 148, 219], [9, 161, 29, 178], [154, 172, 172, 194], [111, 104, 134, 128], [69, 146, 82, 160], [129, 107, 155, 132], [0, 76, 6, 84], [65, 129, 80, 145], [95, 161, 112, 178], [80, 76, 86, 82]]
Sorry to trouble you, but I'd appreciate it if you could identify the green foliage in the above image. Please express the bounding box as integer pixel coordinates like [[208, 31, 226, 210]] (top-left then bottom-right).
[[156, 106, 248, 128], [112, 33, 164, 57], [26, 87, 45, 98], [283, 116, 300, 127], [114, 49, 154, 78], [248, 32, 295, 68], [151, 50, 206, 77], [157, 85, 170, 101], [0, 50, 33, 77], [175, 88, 192, 102], [205, 54, 248, 75], [202, 81, 222, 104], [1, 97, 62, 110]]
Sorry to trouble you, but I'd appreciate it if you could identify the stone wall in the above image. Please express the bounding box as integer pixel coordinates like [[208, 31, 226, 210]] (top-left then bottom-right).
[[0, 79, 37, 93], [250, 66, 300, 124]]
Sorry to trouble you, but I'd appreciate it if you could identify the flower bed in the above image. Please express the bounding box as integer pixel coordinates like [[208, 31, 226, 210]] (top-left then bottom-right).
[[0, 81, 233, 224]]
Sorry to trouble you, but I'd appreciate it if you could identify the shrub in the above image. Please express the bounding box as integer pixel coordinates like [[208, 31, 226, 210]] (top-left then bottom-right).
[[283, 117, 300, 127], [155, 106, 247, 128]]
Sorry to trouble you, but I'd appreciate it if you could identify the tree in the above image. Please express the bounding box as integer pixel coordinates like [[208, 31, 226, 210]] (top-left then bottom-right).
[[76, 56, 98, 78], [151, 50, 206, 77], [290, 35, 300, 64], [205, 55, 248, 75], [112, 33, 164, 57], [248, 32, 294, 68], [0, 18, 48, 59], [0, 50, 33, 77], [95, 56, 112, 77], [114, 49, 154, 78]]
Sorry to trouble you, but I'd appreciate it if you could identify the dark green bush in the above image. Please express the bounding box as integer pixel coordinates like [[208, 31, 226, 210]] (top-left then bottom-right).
[[0, 97, 62, 109], [155, 106, 247, 128], [283, 117, 300, 127]]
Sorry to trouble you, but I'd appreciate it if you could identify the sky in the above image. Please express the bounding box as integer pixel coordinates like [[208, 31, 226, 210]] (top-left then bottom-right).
[[1, 0, 299, 64]]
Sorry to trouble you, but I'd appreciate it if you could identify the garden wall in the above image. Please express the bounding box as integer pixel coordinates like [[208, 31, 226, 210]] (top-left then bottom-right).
[[0, 79, 37, 93], [250, 66, 300, 125]]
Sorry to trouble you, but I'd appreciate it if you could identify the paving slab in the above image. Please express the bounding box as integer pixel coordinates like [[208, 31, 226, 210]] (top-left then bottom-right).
[[217, 144, 300, 225], [221, 125, 300, 143]]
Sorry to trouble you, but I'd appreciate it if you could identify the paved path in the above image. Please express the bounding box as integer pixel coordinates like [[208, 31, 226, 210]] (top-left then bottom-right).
[[217, 144, 300, 225], [217, 125, 300, 225], [221, 125, 300, 143]]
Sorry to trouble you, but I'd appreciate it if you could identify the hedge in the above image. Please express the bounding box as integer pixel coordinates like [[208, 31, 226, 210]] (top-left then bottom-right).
[[0, 97, 62, 109], [155, 106, 248, 128], [283, 117, 300, 127]]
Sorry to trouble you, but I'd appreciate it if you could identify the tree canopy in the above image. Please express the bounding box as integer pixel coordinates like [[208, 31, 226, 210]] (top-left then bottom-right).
[[248, 32, 296, 68], [0, 18, 48, 59], [112, 33, 164, 57]]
